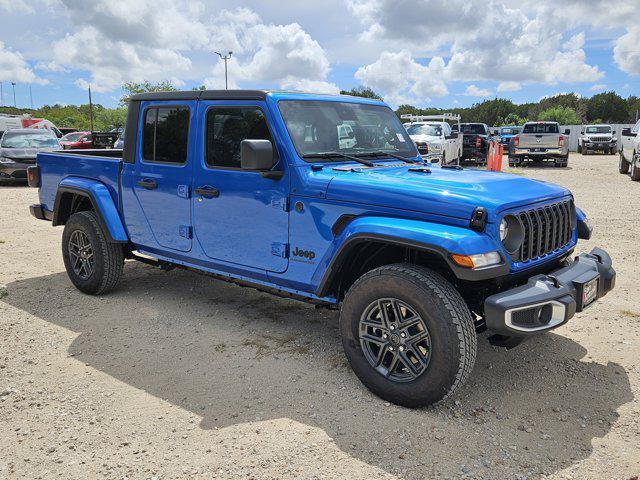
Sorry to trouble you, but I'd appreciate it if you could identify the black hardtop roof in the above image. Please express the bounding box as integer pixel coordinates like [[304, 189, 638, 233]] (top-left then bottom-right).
[[130, 89, 268, 102]]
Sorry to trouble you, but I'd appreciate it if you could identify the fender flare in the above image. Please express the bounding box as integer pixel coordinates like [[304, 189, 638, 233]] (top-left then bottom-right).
[[314, 215, 508, 297], [52, 177, 128, 243]]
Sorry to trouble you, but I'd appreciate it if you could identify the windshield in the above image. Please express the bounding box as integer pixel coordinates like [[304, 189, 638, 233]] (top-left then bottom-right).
[[460, 124, 487, 135], [278, 100, 418, 160], [585, 126, 611, 134], [523, 123, 559, 134], [1, 132, 60, 148], [406, 124, 442, 137], [500, 127, 521, 135], [61, 132, 83, 142]]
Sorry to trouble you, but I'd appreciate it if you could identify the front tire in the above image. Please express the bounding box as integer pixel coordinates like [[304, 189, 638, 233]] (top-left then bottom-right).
[[62, 211, 124, 295], [340, 264, 477, 408], [619, 151, 630, 174]]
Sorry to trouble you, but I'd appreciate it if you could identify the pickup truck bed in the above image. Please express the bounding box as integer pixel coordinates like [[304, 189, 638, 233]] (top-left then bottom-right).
[[509, 122, 569, 167]]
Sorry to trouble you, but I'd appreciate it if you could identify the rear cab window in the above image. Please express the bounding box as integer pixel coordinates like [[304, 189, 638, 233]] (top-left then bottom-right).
[[142, 106, 190, 164], [522, 123, 559, 134]]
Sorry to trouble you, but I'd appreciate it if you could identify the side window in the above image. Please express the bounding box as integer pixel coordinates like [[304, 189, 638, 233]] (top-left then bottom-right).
[[206, 107, 273, 168], [633, 120, 640, 134], [142, 106, 190, 164]]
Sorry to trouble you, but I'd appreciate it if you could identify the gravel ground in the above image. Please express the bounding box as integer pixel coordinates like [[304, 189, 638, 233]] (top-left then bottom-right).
[[1, 153, 639, 480]]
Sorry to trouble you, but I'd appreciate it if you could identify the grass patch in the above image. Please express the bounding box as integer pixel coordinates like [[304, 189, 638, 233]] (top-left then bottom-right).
[[620, 309, 640, 318]]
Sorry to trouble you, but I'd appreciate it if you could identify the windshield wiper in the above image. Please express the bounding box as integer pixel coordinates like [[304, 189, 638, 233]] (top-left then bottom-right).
[[302, 152, 374, 167], [355, 151, 421, 164]]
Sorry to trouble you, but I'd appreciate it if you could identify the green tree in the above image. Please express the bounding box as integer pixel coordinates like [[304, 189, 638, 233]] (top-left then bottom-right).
[[538, 106, 581, 124], [120, 80, 177, 106], [340, 86, 382, 99], [585, 92, 628, 123]]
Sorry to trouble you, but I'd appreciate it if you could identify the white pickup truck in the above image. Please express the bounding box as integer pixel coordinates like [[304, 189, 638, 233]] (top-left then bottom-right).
[[619, 119, 640, 181], [401, 113, 462, 164]]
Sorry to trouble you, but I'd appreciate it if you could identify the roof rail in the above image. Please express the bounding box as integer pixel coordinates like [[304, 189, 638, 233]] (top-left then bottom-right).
[[400, 113, 461, 124]]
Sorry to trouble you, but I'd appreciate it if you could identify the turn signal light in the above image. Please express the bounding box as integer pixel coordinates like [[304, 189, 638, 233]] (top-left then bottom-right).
[[451, 251, 502, 269], [514, 136, 519, 147], [475, 136, 482, 148], [559, 135, 564, 147]]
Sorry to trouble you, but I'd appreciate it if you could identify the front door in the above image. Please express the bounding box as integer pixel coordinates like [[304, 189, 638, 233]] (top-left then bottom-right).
[[127, 102, 195, 252], [192, 101, 289, 273]]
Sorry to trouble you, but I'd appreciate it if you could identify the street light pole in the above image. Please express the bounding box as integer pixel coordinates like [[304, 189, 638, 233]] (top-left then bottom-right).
[[11, 82, 17, 107], [214, 51, 233, 89]]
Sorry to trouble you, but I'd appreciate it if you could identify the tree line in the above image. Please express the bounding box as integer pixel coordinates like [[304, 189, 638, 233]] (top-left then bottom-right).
[[1, 83, 638, 131]]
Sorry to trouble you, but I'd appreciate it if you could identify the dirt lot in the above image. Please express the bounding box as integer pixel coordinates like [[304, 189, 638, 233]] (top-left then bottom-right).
[[1, 153, 639, 480]]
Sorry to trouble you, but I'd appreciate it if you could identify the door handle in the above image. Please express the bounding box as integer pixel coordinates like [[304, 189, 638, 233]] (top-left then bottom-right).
[[195, 186, 220, 198], [137, 178, 157, 190]]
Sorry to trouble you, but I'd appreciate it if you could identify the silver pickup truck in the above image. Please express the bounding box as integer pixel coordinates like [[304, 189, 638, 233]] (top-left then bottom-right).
[[508, 121, 570, 168]]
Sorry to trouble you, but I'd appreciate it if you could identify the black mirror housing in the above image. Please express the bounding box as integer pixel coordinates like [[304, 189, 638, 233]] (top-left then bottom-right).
[[241, 139, 275, 170], [564, 129, 571, 135], [622, 128, 632, 136]]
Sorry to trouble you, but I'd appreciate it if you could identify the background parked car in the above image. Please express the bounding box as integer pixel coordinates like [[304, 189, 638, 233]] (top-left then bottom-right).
[[508, 121, 569, 168], [0, 129, 60, 183], [619, 119, 640, 180], [578, 125, 617, 155], [457, 123, 493, 165], [59, 131, 93, 150], [494, 126, 522, 150]]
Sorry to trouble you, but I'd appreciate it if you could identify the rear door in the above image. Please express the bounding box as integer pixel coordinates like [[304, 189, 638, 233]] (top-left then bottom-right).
[[122, 101, 195, 252], [192, 100, 289, 273]]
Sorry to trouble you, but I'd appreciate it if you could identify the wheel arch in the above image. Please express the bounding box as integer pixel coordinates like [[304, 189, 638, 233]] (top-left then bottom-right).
[[314, 216, 507, 300], [53, 178, 128, 243]]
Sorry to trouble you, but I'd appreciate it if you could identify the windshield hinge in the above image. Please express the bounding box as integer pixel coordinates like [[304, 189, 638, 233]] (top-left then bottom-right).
[[271, 242, 289, 258]]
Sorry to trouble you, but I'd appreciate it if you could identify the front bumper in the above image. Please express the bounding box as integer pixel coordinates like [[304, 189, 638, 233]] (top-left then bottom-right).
[[484, 247, 615, 336], [583, 142, 615, 150], [0, 162, 31, 181]]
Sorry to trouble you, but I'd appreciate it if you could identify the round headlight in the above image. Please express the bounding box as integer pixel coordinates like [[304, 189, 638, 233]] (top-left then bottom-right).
[[500, 215, 524, 255]]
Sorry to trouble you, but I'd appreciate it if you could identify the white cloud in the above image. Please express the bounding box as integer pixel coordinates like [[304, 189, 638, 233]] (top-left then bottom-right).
[[614, 27, 640, 75], [355, 51, 447, 106], [589, 84, 607, 92], [462, 85, 492, 97], [49, 3, 334, 93], [0, 0, 33, 13], [348, 0, 605, 100], [497, 81, 521, 92], [0, 41, 47, 84]]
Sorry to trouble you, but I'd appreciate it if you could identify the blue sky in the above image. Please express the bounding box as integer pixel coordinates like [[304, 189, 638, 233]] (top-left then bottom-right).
[[0, 0, 638, 109]]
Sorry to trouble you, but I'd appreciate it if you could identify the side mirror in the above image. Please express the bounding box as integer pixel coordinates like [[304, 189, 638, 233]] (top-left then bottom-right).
[[241, 139, 275, 170], [564, 129, 571, 135], [622, 128, 632, 137], [613, 130, 616, 135], [493, 130, 499, 135]]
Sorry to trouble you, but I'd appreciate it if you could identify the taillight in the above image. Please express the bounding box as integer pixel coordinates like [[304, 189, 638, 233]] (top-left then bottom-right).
[[475, 136, 482, 148], [559, 135, 564, 147], [27, 166, 40, 188], [514, 136, 519, 147]]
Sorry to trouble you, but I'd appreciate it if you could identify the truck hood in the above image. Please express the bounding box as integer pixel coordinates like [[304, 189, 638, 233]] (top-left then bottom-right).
[[325, 163, 570, 221], [409, 134, 441, 144]]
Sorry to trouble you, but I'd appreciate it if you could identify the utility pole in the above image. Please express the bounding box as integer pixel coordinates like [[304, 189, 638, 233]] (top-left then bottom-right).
[[88, 86, 94, 132], [214, 51, 233, 89], [29, 85, 33, 109], [11, 82, 17, 107]]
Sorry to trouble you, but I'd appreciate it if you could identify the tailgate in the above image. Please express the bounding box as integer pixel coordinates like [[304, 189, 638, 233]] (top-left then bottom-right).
[[519, 134, 560, 149]]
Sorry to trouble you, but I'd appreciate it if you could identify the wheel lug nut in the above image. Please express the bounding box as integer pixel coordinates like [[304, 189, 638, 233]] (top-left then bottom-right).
[[399, 346, 405, 352], [382, 334, 388, 339], [389, 346, 394, 351], [400, 332, 406, 338], [390, 325, 395, 330]]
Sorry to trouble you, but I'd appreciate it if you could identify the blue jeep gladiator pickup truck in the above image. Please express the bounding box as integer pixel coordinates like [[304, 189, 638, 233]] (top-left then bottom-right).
[[28, 90, 615, 408]]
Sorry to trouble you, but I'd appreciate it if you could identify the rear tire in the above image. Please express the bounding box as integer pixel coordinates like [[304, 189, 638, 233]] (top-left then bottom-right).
[[62, 211, 124, 295], [340, 264, 477, 408], [619, 151, 630, 174]]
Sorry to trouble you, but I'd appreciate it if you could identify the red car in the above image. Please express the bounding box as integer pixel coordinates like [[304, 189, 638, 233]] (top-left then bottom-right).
[[59, 131, 92, 149]]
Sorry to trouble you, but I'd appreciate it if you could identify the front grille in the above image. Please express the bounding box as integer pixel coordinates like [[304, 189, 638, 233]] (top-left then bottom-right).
[[516, 200, 574, 262], [589, 136, 610, 142]]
